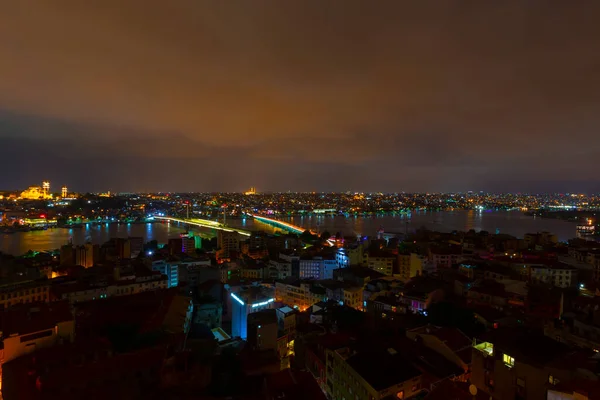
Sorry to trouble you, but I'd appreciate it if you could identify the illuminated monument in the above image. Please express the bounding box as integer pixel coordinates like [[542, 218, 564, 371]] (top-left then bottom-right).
[[244, 187, 257, 195], [20, 181, 53, 200], [61, 186, 68, 198]]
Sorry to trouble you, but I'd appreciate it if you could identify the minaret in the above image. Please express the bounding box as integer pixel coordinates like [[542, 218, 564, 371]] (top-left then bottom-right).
[[42, 181, 50, 197]]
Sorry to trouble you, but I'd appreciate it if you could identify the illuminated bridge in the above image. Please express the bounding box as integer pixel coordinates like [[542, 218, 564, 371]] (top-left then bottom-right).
[[251, 214, 315, 235], [153, 216, 252, 236]]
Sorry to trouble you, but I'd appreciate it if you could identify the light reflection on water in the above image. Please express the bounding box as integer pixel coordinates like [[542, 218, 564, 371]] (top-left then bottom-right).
[[0, 210, 583, 256], [231, 210, 579, 243]]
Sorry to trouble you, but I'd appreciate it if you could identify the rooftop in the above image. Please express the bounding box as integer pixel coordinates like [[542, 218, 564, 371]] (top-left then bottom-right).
[[478, 327, 570, 366], [410, 325, 471, 352], [264, 369, 327, 400], [248, 309, 278, 325], [345, 347, 422, 392], [425, 380, 490, 400], [0, 301, 72, 337]]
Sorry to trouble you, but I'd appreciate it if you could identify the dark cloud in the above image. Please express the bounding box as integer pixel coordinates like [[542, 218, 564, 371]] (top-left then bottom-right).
[[0, 1, 599, 192]]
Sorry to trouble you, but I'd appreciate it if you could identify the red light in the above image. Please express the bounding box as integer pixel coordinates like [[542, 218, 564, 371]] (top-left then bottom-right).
[[40, 214, 46, 218]]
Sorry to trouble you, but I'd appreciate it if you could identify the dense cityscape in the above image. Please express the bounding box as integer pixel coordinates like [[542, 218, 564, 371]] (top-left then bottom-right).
[[0, 181, 598, 399], [3, 2, 600, 400], [1, 181, 599, 230]]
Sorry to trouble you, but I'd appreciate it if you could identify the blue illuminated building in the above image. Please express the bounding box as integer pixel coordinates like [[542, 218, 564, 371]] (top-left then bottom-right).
[[228, 285, 275, 339], [151, 260, 179, 288]]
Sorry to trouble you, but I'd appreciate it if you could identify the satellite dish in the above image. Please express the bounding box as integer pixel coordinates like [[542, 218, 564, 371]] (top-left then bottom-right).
[[469, 384, 478, 396]]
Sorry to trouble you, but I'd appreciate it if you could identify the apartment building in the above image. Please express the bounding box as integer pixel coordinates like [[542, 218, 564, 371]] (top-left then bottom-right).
[[0, 279, 51, 309]]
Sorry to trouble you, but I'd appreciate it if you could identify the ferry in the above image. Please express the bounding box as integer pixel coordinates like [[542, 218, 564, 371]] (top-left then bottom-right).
[[577, 219, 596, 237]]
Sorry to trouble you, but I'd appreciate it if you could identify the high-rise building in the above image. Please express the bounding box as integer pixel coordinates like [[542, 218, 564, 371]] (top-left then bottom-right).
[[129, 237, 144, 258], [168, 238, 183, 255], [60, 244, 75, 266], [218, 231, 241, 258], [181, 234, 196, 255], [247, 309, 278, 351], [114, 238, 131, 260], [74, 244, 98, 268], [228, 285, 275, 339], [101, 238, 132, 262]]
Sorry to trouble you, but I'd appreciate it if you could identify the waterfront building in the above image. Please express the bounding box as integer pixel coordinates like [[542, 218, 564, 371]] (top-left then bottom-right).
[[218, 230, 241, 258], [181, 234, 196, 255], [100, 238, 132, 261], [73, 244, 99, 268], [60, 244, 74, 266], [20, 185, 53, 200]]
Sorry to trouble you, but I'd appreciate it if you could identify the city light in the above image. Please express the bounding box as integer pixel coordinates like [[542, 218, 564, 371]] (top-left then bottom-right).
[[231, 293, 245, 306], [251, 298, 274, 308], [153, 215, 251, 236], [252, 214, 314, 235]]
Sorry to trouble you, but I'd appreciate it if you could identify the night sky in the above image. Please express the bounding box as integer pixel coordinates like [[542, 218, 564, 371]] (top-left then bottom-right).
[[1, 2, 599, 193]]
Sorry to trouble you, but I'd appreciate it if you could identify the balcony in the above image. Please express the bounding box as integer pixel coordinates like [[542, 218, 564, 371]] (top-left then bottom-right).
[[474, 341, 494, 357]]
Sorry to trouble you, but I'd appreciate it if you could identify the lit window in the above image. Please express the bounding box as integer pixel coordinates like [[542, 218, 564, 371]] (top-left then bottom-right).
[[503, 353, 515, 367]]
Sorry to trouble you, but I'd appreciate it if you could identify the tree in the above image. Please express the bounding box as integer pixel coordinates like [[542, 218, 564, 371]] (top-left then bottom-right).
[[320, 231, 331, 241], [300, 230, 315, 242]]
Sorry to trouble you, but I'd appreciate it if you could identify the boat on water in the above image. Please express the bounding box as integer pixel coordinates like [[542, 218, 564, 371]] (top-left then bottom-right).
[[576, 223, 596, 237]]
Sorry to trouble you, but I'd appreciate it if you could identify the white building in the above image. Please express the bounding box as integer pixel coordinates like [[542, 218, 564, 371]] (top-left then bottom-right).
[[530, 263, 578, 288], [299, 256, 338, 280]]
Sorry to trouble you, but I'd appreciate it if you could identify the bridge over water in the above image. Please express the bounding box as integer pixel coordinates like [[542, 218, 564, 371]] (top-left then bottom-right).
[[154, 214, 316, 238], [153, 216, 252, 236], [251, 215, 316, 235]]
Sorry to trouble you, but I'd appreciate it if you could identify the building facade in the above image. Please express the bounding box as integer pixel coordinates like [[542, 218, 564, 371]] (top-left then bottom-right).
[[229, 286, 275, 339]]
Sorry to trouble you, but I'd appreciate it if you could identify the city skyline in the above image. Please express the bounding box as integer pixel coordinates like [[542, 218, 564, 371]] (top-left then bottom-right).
[[3, 179, 600, 196], [2, 2, 600, 193]]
